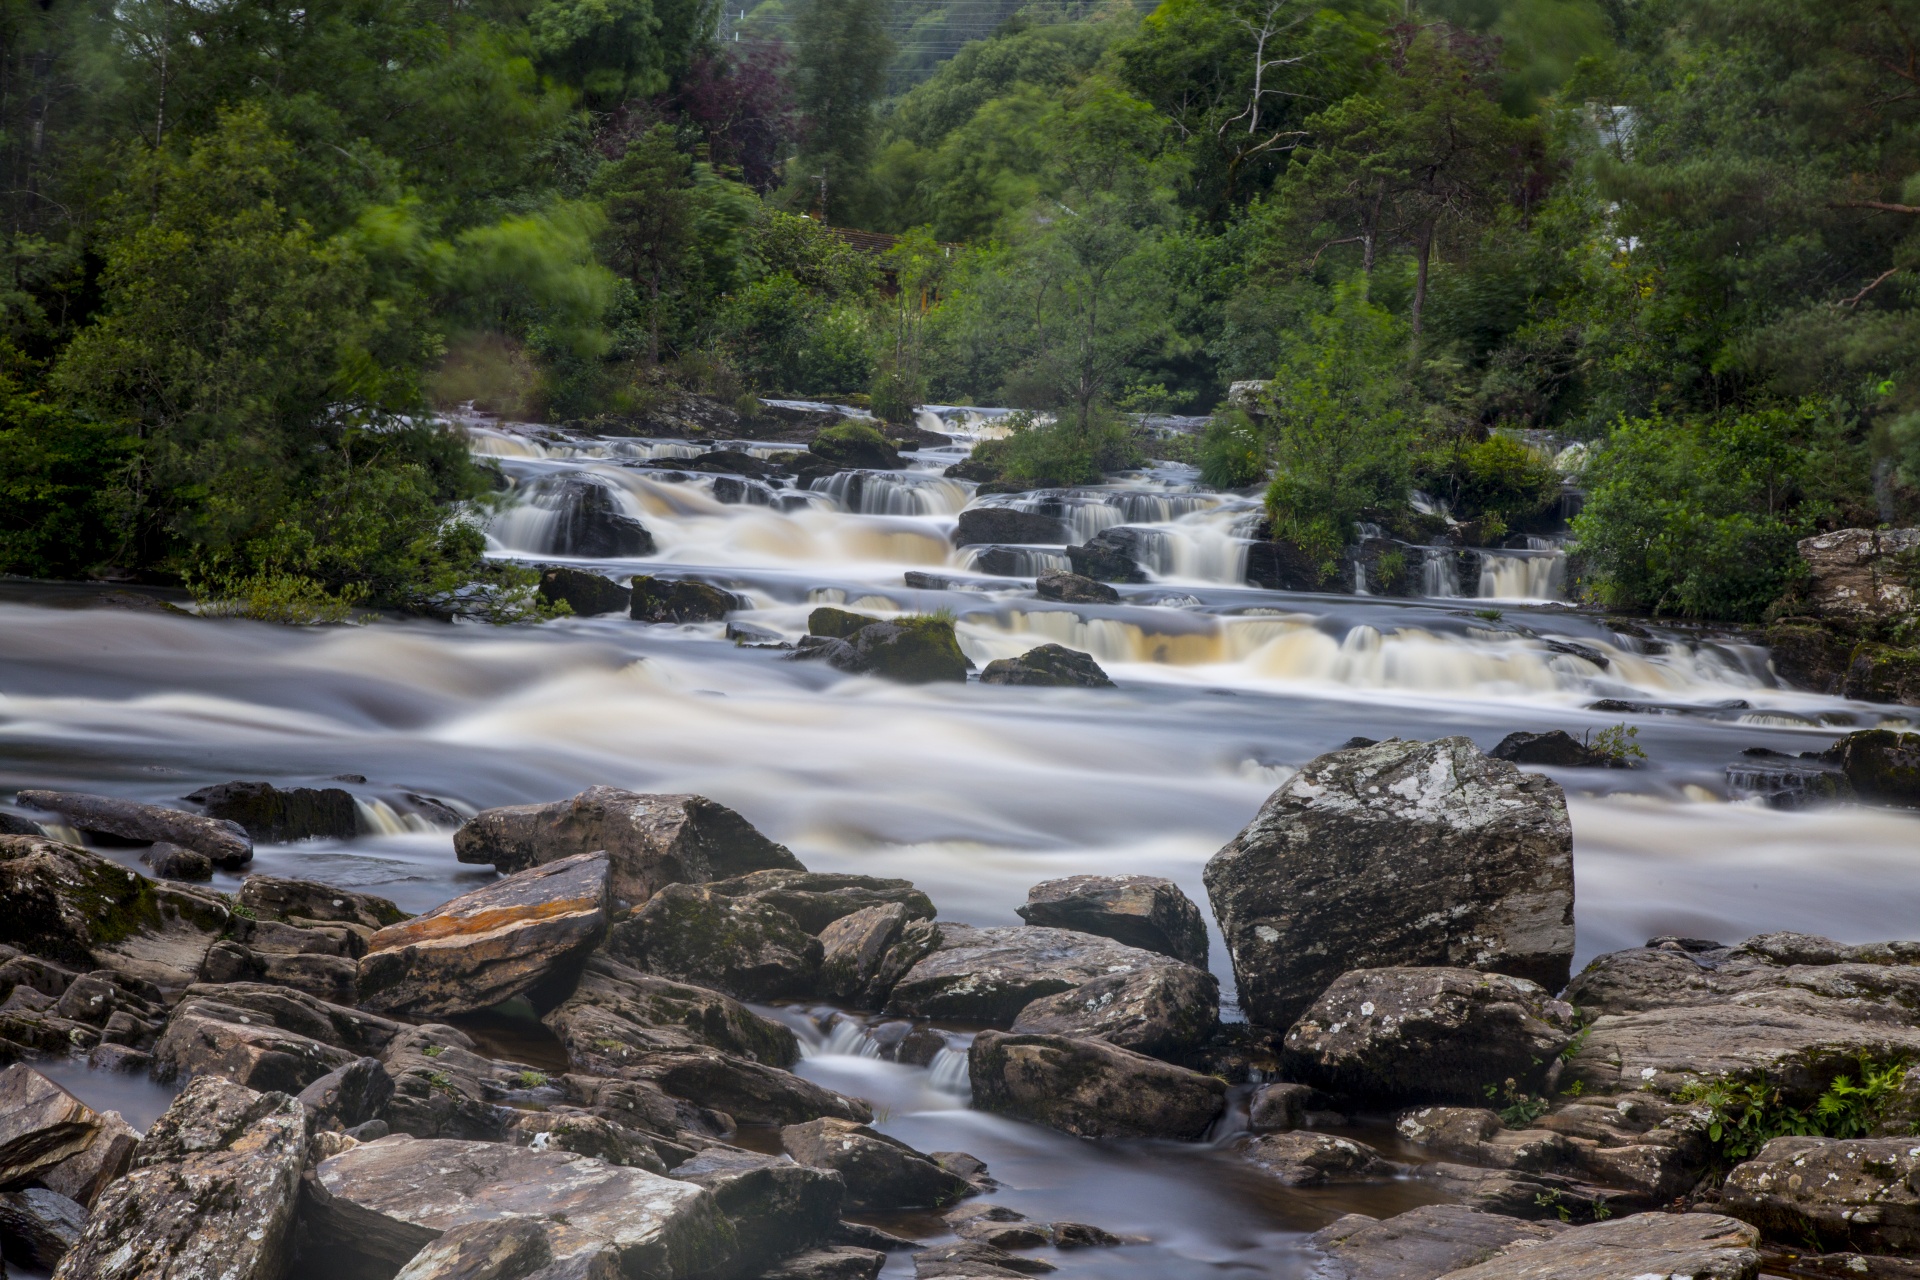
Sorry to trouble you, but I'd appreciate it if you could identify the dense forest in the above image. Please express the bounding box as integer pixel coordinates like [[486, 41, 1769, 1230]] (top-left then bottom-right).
[[1, 0, 1915, 623]]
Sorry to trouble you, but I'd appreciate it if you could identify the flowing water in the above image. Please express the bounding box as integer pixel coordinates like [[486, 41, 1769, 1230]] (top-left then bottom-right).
[[3, 418, 1917, 1277]]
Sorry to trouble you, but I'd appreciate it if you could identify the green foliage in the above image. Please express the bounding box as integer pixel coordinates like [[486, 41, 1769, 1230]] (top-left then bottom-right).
[[1678, 1056, 1915, 1164], [0, 371, 133, 577], [791, 0, 895, 221], [1485, 1077, 1550, 1129], [990, 409, 1144, 487], [1585, 723, 1645, 762], [1198, 410, 1267, 489], [516, 1069, 550, 1088], [1417, 434, 1562, 525]]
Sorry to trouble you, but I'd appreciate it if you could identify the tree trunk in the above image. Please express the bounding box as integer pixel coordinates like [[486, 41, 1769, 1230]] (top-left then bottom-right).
[[1410, 220, 1433, 337], [647, 270, 661, 366]]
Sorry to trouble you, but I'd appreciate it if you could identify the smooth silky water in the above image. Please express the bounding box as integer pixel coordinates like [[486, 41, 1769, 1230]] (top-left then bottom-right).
[[3, 421, 1915, 1277]]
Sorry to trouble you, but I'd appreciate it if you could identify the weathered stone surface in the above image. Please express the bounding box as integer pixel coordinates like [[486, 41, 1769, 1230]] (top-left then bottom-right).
[[808, 607, 881, 639], [703, 869, 935, 934], [979, 644, 1115, 688], [153, 996, 359, 1092], [599, 1043, 872, 1127], [540, 566, 631, 618], [0, 1187, 86, 1270], [297, 1056, 395, 1132], [239, 874, 409, 929], [887, 924, 1179, 1025], [1305, 1205, 1563, 1280], [1394, 1107, 1578, 1174], [559, 1074, 731, 1146], [16, 790, 253, 868], [305, 1134, 735, 1278], [1008, 962, 1219, 1059], [1015, 875, 1208, 968], [968, 1030, 1225, 1139], [543, 953, 798, 1070], [358, 851, 610, 1017], [176, 980, 406, 1054], [454, 788, 802, 907], [780, 1118, 973, 1211], [0, 836, 231, 996], [379, 1025, 547, 1143], [630, 577, 737, 624], [1284, 967, 1578, 1103], [1407, 1161, 1641, 1224], [139, 842, 212, 880], [1204, 736, 1574, 1032], [913, 1240, 1056, 1277], [1035, 570, 1118, 604], [1249, 1082, 1316, 1132], [1831, 730, 1920, 807], [1433, 1212, 1761, 1280], [759, 1246, 885, 1279], [806, 618, 970, 684], [38, 1109, 138, 1207], [953, 507, 1068, 547], [1847, 644, 1920, 707], [0, 1066, 101, 1188], [52, 1076, 309, 1280], [1796, 528, 1920, 620], [184, 780, 358, 842], [202, 938, 360, 1005], [1240, 1130, 1400, 1187], [389, 1217, 555, 1280], [867, 918, 942, 1008], [541, 477, 656, 558], [1719, 1136, 1920, 1253], [669, 1146, 843, 1273], [818, 904, 907, 1005], [1066, 528, 1149, 583], [507, 1109, 668, 1174], [609, 882, 820, 1001], [1489, 730, 1619, 768]]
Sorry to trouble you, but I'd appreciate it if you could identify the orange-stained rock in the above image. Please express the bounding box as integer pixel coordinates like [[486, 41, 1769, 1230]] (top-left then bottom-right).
[[357, 852, 610, 1017]]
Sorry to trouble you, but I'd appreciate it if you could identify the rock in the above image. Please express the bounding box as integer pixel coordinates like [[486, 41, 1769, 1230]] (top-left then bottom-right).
[[453, 788, 802, 908], [507, 1110, 668, 1174], [542, 477, 656, 558], [758, 1246, 886, 1279], [542, 953, 798, 1070], [183, 780, 359, 842], [1719, 1135, 1920, 1253], [1432, 1211, 1760, 1280], [1008, 962, 1219, 1059], [608, 882, 820, 1001], [913, 1240, 1056, 1277], [887, 924, 1181, 1025], [1249, 1082, 1316, 1132], [1034, 570, 1118, 604], [945, 1204, 1047, 1249], [52, 1076, 309, 1280], [1283, 967, 1578, 1103], [297, 1056, 395, 1132], [808, 606, 881, 639], [1777, 1255, 1920, 1278], [968, 1030, 1225, 1139], [1408, 1161, 1639, 1224], [1245, 534, 1341, 591], [138, 842, 211, 880], [1203, 736, 1574, 1032], [1829, 730, 1920, 807], [0, 1188, 86, 1270], [810, 423, 903, 470], [237, 874, 409, 929], [539, 566, 631, 617], [831, 1220, 919, 1252], [589, 1044, 873, 1128], [668, 1146, 844, 1274], [153, 995, 359, 1092], [357, 851, 610, 1017], [38, 1110, 138, 1207], [979, 645, 1114, 688], [953, 507, 1068, 547], [0, 812, 42, 836], [1065, 527, 1150, 583], [780, 1118, 974, 1211], [1015, 875, 1208, 968], [1488, 730, 1618, 768], [818, 904, 907, 1004], [389, 1217, 554, 1280], [0, 1066, 102, 1187], [1394, 1107, 1578, 1172], [630, 577, 738, 623], [702, 868, 936, 933], [810, 618, 970, 683], [1795, 528, 1920, 620], [1305, 1204, 1562, 1280], [304, 1134, 734, 1278], [15, 791, 253, 868], [1239, 1130, 1400, 1186], [1846, 643, 1920, 706]]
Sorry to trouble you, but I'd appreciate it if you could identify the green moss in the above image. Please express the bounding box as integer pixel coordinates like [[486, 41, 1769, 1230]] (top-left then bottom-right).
[[860, 615, 968, 684], [808, 606, 880, 638]]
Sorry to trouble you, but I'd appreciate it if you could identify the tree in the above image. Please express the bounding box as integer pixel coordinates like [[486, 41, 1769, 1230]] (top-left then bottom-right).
[[791, 0, 894, 222]]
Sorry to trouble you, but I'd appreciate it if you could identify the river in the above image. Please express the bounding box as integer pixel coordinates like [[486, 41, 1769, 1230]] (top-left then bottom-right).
[[2, 413, 1914, 1278]]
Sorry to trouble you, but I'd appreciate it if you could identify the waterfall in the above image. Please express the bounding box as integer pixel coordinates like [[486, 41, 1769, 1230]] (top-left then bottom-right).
[[1421, 547, 1462, 597], [1478, 550, 1566, 600], [810, 471, 972, 517]]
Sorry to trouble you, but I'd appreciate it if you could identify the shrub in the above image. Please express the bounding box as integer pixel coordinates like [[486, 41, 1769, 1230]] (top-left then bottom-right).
[[991, 408, 1143, 487], [1198, 409, 1266, 489], [1416, 433, 1561, 527], [0, 376, 133, 578]]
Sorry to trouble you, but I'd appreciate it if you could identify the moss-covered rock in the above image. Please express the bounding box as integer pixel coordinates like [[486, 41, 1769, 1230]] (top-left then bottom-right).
[[1844, 642, 1920, 705], [807, 606, 880, 639], [609, 883, 821, 1001], [808, 421, 902, 470], [630, 577, 739, 624], [1830, 729, 1920, 807], [847, 617, 968, 684], [979, 644, 1113, 688]]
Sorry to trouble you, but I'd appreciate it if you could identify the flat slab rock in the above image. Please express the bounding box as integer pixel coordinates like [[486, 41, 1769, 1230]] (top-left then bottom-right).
[[1204, 736, 1573, 1031], [542, 952, 800, 1070], [358, 851, 610, 1017], [1015, 874, 1208, 968], [0, 1065, 103, 1188], [885, 923, 1183, 1025], [1306, 1204, 1563, 1280], [1719, 1135, 1920, 1254], [1431, 1211, 1761, 1280], [968, 1030, 1225, 1140], [16, 790, 253, 868]]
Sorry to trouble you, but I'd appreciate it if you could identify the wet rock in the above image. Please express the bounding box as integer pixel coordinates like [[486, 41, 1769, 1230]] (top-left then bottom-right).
[[389, 1217, 553, 1280], [1719, 1135, 1920, 1253], [780, 1118, 974, 1211], [0, 812, 42, 837], [238, 874, 409, 929], [603, 1043, 872, 1127], [953, 507, 1068, 547], [1066, 528, 1149, 583], [52, 1075, 309, 1280], [138, 842, 211, 880], [914, 1240, 1056, 1277], [1016, 874, 1208, 968], [608, 881, 821, 1001], [968, 1030, 1226, 1139], [15, 790, 253, 868], [1433, 1211, 1760, 1280], [815, 618, 970, 684], [1034, 569, 1118, 604], [1488, 730, 1619, 768], [759, 1246, 886, 1279], [818, 903, 908, 1004], [945, 1204, 1047, 1249], [810, 423, 903, 470], [831, 1220, 920, 1252], [808, 606, 882, 639], [304, 1134, 735, 1278], [630, 576, 739, 624], [454, 788, 802, 908], [297, 1056, 395, 1132], [1204, 736, 1574, 1032], [37, 1110, 138, 1208], [153, 995, 359, 1092], [1305, 1204, 1562, 1280], [1829, 729, 1920, 807], [1846, 643, 1920, 706], [0, 1188, 86, 1270], [544, 477, 656, 558], [1408, 1161, 1639, 1223], [979, 644, 1114, 688], [1244, 534, 1340, 592], [539, 566, 631, 617], [358, 851, 610, 1017], [1240, 1130, 1400, 1187], [887, 924, 1181, 1025], [1249, 1082, 1316, 1132], [1284, 967, 1579, 1103], [0, 1066, 103, 1187], [703, 868, 936, 934], [668, 1146, 844, 1274], [1009, 962, 1219, 1059], [184, 780, 358, 842], [542, 953, 799, 1070], [1796, 528, 1920, 620]]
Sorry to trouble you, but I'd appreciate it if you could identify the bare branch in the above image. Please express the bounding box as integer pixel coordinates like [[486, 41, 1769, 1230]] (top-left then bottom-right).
[[1839, 266, 1902, 307]]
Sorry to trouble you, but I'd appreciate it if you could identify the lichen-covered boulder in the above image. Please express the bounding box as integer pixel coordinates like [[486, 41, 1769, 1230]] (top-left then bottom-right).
[[183, 780, 358, 842], [1719, 1136, 1920, 1253], [1204, 736, 1574, 1032], [1009, 963, 1219, 1060], [779, 1118, 974, 1211], [389, 1217, 555, 1280], [1240, 1130, 1401, 1187], [1829, 729, 1920, 807], [968, 1030, 1225, 1139], [817, 904, 908, 1005], [703, 869, 935, 934], [15, 791, 253, 868], [1035, 570, 1118, 604], [1305, 1205, 1562, 1280], [666, 1147, 844, 1276], [454, 788, 803, 907], [542, 953, 799, 1070], [1015, 874, 1208, 968], [1283, 967, 1579, 1103], [358, 851, 610, 1017], [1795, 528, 1920, 620], [1432, 1211, 1760, 1280], [630, 576, 738, 624], [979, 644, 1114, 688], [609, 882, 821, 1001], [52, 1076, 310, 1280], [237, 873, 409, 929], [886, 924, 1178, 1025]]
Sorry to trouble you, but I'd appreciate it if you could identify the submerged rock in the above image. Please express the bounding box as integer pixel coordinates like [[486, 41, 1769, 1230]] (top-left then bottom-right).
[[1034, 569, 1119, 604], [15, 790, 253, 868], [630, 576, 739, 624], [913, 1241, 1056, 1277], [968, 1030, 1225, 1139], [779, 1118, 975, 1211], [1488, 730, 1620, 768], [1016, 874, 1208, 968], [1306, 1205, 1562, 1280], [609, 881, 821, 1001], [1433, 1211, 1760, 1280], [539, 566, 632, 617], [184, 779, 359, 842], [979, 644, 1114, 687], [1720, 1135, 1920, 1253], [953, 507, 1068, 547], [357, 851, 610, 1017], [1204, 736, 1574, 1032]]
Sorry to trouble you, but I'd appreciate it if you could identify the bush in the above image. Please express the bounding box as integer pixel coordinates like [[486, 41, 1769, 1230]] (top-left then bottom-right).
[[1416, 433, 1561, 529], [988, 408, 1143, 487], [0, 374, 133, 578], [1198, 409, 1266, 489]]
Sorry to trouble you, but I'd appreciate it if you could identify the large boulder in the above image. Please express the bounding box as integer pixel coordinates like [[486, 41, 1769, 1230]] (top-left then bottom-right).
[[183, 780, 358, 842], [968, 1030, 1225, 1139], [702, 868, 935, 934], [1066, 528, 1150, 583], [357, 851, 610, 1017], [630, 577, 738, 623], [1829, 730, 1920, 807], [1489, 730, 1619, 768], [1431, 1212, 1760, 1280], [539, 566, 631, 617], [953, 507, 1069, 547], [542, 477, 656, 558], [542, 953, 799, 1069], [668, 1146, 844, 1275], [1719, 1135, 1920, 1253], [1283, 967, 1579, 1103], [153, 994, 360, 1092], [800, 618, 969, 684], [51, 1076, 309, 1280], [1795, 528, 1920, 620], [809, 422, 902, 470], [1015, 875, 1208, 968], [15, 791, 252, 868], [808, 606, 881, 639], [453, 788, 803, 908], [1204, 736, 1574, 1031], [886, 924, 1179, 1025], [1008, 963, 1219, 1060], [1034, 570, 1118, 604], [1305, 1205, 1563, 1280], [304, 1134, 735, 1278], [607, 882, 821, 1002], [388, 1217, 555, 1280], [978, 645, 1114, 688], [236, 874, 409, 930], [779, 1118, 974, 1211], [1239, 1130, 1400, 1187], [0, 1066, 102, 1188]]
